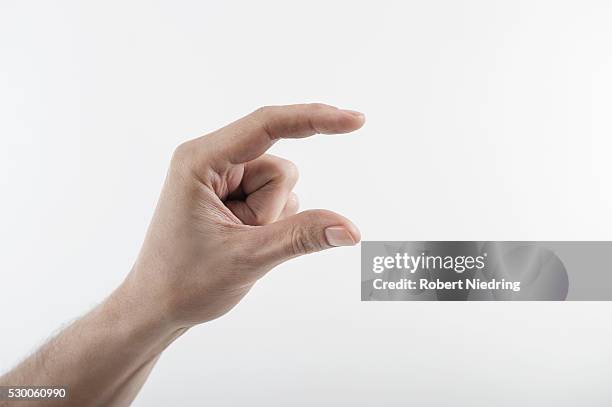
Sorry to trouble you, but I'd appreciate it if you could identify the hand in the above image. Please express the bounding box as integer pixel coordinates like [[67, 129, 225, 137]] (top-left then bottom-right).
[[0, 103, 364, 406], [125, 103, 365, 328]]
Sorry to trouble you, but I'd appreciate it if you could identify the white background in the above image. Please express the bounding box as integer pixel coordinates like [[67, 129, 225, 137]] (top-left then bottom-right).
[[2, 1, 612, 405]]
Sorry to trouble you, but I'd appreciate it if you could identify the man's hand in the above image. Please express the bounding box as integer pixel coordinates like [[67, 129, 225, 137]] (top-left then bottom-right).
[[0, 103, 364, 406], [127, 103, 364, 327]]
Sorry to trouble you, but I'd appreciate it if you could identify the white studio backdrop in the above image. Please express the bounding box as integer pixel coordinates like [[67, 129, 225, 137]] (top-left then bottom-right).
[[1, 1, 612, 406]]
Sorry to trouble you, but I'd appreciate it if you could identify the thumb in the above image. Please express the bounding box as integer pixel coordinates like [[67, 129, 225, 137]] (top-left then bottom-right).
[[249, 209, 361, 268]]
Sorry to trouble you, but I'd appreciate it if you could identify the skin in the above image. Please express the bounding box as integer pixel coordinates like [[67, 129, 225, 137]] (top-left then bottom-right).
[[0, 103, 365, 406]]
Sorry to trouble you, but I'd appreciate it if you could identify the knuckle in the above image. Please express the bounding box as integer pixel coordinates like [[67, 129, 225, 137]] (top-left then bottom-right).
[[252, 210, 272, 226], [172, 141, 194, 166], [275, 158, 299, 183], [254, 105, 274, 118], [290, 225, 323, 256], [283, 160, 299, 181], [252, 106, 277, 140], [287, 193, 299, 211]]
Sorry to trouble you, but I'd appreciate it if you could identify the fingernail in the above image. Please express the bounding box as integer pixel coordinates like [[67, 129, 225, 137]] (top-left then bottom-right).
[[341, 109, 365, 120], [325, 227, 356, 247]]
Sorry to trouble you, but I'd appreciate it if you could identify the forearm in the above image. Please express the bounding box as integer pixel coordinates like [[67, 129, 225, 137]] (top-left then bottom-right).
[[103, 355, 160, 406], [0, 276, 186, 406]]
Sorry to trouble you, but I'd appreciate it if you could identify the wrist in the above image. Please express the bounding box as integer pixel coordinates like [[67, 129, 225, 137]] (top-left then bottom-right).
[[104, 272, 188, 353]]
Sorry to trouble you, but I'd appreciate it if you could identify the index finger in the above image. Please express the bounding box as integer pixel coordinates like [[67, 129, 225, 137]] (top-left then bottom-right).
[[206, 103, 365, 164]]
